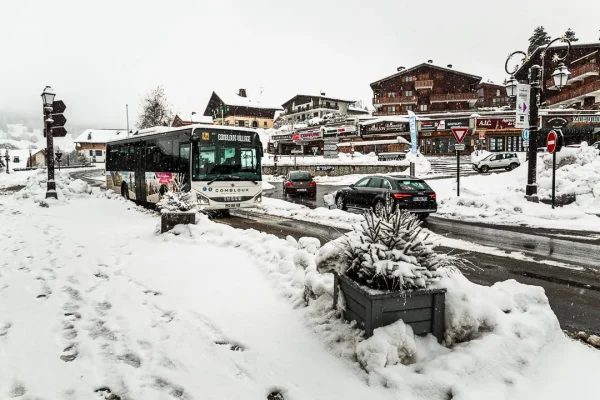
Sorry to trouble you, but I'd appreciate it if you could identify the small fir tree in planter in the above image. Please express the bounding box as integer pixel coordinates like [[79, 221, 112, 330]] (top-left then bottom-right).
[[156, 175, 197, 232], [328, 201, 466, 340]]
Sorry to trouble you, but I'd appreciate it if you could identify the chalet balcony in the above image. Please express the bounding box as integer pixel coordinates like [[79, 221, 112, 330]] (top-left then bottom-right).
[[546, 79, 600, 106], [546, 63, 600, 89], [372, 96, 418, 105], [415, 80, 434, 90], [291, 104, 340, 113], [430, 93, 478, 104]]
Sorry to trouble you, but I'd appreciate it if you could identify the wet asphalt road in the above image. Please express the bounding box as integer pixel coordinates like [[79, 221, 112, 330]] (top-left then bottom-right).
[[77, 170, 600, 334]]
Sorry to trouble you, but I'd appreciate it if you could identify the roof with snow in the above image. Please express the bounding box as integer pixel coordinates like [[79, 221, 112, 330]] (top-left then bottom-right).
[[73, 129, 128, 144], [281, 94, 356, 108], [211, 91, 283, 110], [173, 113, 213, 125], [515, 41, 600, 77], [370, 62, 482, 87]]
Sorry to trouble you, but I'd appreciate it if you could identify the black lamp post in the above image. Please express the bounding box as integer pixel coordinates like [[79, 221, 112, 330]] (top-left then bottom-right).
[[42, 86, 58, 199], [504, 38, 571, 201], [4, 148, 9, 174]]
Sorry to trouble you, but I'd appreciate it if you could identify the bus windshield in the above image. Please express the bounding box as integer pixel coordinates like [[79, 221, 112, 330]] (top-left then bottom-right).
[[192, 141, 261, 181]]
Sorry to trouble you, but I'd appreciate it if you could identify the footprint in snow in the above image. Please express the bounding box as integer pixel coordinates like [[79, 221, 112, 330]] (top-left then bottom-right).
[[153, 377, 189, 399], [8, 381, 26, 397], [94, 387, 122, 400], [60, 344, 78, 362], [0, 321, 12, 337]]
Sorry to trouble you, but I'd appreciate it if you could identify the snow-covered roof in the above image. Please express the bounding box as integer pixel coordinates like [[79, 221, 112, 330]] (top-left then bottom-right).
[[281, 94, 356, 107], [359, 116, 409, 126], [371, 62, 481, 87], [174, 113, 213, 124], [214, 91, 283, 110], [73, 129, 128, 144], [348, 106, 370, 114]]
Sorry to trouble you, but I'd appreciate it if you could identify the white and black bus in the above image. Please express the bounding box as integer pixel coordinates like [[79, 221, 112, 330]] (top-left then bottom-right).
[[105, 124, 263, 210]]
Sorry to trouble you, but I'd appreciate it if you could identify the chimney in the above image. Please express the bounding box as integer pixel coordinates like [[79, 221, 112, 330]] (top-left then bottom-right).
[[427, 60, 433, 64], [238, 89, 247, 98], [320, 92, 326, 96], [397, 66, 405, 71], [447, 64, 453, 68]]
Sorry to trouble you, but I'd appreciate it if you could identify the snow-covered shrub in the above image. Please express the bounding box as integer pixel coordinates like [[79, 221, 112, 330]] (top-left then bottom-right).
[[332, 206, 460, 292], [156, 191, 196, 213]]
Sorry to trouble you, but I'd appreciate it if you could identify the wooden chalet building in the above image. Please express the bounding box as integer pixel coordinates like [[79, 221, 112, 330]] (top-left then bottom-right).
[[476, 82, 510, 108], [279, 94, 357, 124], [515, 42, 600, 111], [370, 61, 481, 115], [203, 89, 282, 129]]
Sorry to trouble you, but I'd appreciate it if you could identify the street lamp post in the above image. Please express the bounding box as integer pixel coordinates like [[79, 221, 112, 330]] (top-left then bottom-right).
[[504, 38, 571, 201], [42, 86, 58, 199], [4, 148, 9, 174]]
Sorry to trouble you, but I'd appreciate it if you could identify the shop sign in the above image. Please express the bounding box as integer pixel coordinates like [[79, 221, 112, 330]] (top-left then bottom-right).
[[272, 133, 293, 141], [545, 116, 569, 128], [572, 115, 600, 125], [476, 118, 516, 130], [361, 121, 407, 135], [316, 166, 335, 171], [420, 120, 439, 131], [323, 125, 357, 136], [445, 119, 470, 129], [293, 129, 322, 141]]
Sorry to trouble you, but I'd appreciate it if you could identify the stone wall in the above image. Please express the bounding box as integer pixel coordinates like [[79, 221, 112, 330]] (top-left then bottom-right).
[[262, 164, 409, 177]]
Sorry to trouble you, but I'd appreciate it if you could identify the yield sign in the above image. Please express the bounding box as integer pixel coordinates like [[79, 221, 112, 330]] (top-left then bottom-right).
[[451, 127, 469, 144]]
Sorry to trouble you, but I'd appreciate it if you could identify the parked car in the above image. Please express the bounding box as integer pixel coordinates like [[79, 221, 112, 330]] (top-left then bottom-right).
[[592, 142, 600, 155], [473, 152, 520, 173], [283, 171, 317, 198], [335, 175, 436, 220]]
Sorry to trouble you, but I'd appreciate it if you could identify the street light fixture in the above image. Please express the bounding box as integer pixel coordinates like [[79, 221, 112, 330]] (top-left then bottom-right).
[[504, 37, 571, 201], [41, 86, 58, 199], [41, 86, 55, 106], [552, 63, 571, 89]]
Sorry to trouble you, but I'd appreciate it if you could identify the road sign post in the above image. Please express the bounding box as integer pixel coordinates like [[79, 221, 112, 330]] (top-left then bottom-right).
[[547, 129, 563, 209], [55, 151, 63, 172], [451, 128, 469, 197], [515, 84, 531, 129]]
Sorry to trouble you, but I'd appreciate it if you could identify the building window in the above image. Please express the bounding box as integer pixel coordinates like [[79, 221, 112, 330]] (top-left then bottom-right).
[[387, 106, 396, 113], [405, 90, 413, 97], [264, 121, 268, 127], [95, 150, 102, 156], [489, 137, 505, 152], [252, 120, 258, 128], [405, 76, 413, 82], [496, 89, 501, 96], [405, 105, 413, 111], [419, 104, 428, 111], [387, 92, 395, 98], [89, 150, 93, 156]]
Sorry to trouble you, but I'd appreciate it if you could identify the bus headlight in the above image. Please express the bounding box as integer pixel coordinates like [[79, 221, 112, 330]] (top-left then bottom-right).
[[196, 192, 210, 205], [253, 192, 262, 206]]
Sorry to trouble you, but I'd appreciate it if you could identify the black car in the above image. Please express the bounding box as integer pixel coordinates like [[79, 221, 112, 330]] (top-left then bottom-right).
[[335, 175, 437, 219]]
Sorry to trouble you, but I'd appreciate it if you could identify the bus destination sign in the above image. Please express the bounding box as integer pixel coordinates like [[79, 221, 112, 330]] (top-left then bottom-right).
[[217, 133, 252, 142]]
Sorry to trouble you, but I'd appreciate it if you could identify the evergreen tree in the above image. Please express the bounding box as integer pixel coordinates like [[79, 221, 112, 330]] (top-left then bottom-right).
[[136, 86, 173, 129], [564, 28, 579, 42], [528, 26, 551, 54]]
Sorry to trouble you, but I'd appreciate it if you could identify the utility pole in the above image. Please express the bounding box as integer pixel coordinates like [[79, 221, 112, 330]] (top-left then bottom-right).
[[126, 104, 130, 137]]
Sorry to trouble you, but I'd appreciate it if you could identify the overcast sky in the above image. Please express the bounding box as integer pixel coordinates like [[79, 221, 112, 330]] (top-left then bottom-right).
[[1, 0, 599, 131]]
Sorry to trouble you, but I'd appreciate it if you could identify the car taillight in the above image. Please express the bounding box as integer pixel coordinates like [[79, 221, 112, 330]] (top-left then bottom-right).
[[310, 180, 316, 187], [285, 181, 293, 187], [393, 193, 412, 199], [429, 193, 436, 199]]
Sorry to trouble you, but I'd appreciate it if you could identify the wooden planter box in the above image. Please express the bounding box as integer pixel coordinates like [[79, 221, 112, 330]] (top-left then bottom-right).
[[160, 212, 196, 233], [333, 273, 446, 342]]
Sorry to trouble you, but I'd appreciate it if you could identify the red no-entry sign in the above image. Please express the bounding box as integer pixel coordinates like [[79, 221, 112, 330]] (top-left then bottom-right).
[[547, 130, 558, 153]]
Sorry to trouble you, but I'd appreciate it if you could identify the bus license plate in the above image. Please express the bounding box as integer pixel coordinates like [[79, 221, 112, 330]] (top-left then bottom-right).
[[413, 197, 427, 202], [225, 203, 241, 208]]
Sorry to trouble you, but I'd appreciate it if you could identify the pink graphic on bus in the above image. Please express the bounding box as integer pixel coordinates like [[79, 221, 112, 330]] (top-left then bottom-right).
[[155, 172, 173, 184]]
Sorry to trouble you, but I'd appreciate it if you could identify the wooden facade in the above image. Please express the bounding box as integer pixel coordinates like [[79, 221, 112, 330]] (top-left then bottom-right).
[[203, 91, 281, 128], [476, 82, 509, 108], [371, 63, 481, 115], [515, 42, 600, 110]]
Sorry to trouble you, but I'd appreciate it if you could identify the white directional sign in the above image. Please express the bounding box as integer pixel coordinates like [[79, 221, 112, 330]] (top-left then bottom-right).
[[515, 83, 531, 129], [454, 143, 466, 151]]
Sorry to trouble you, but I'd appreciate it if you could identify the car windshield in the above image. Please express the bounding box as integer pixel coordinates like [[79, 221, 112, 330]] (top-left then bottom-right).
[[289, 172, 311, 181], [394, 179, 432, 191]]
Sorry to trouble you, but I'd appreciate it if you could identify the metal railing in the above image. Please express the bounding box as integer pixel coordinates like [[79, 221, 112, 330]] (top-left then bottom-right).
[[430, 93, 478, 103], [546, 79, 600, 105]]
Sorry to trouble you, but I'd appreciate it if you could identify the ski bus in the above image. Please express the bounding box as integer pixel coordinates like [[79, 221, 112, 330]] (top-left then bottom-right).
[[105, 124, 263, 211]]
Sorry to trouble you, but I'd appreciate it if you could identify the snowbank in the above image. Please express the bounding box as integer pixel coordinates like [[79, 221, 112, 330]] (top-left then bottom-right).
[[1, 183, 599, 399], [470, 149, 491, 163], [428, 146, 600, 231], [11, 169, 95, 205]]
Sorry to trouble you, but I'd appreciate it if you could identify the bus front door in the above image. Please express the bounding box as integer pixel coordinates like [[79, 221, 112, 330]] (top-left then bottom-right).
[[134, 147, 147, 202]]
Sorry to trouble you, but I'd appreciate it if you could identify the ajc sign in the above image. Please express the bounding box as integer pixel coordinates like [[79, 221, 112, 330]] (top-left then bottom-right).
[[476, 118, 516, 130]]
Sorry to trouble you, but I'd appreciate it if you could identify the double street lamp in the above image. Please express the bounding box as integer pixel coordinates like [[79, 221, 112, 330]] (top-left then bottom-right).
[[42, 86, 58, 199], [504, 37, 572, 200]]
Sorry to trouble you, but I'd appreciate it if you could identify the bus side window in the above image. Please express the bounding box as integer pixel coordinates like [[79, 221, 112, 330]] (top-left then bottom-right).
[[179, 143, 190, 173], [128, 145, 135, 171], [118, 145, 128, 170]]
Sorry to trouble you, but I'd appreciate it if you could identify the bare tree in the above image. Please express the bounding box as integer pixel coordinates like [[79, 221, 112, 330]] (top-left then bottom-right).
[[137, 86, 173, 129]]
